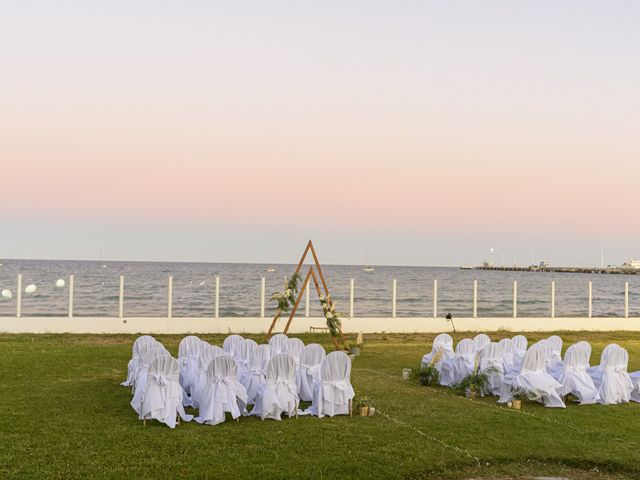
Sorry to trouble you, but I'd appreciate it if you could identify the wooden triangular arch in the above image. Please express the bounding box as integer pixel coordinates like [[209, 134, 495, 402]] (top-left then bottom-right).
[[266, 240, 346, 349]]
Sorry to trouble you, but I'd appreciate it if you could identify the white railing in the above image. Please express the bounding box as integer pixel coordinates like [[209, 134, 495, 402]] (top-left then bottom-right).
[[0, 275, 636, 319]]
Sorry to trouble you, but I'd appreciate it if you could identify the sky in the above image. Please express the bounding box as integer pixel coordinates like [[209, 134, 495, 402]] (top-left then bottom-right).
[[1, 1, 639, 267]]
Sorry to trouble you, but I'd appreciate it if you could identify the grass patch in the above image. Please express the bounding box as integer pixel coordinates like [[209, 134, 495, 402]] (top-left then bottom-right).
[[1, 331, 639, 479]]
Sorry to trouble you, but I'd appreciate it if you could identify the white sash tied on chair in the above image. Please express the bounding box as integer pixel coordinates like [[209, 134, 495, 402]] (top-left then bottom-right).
[[321, 379, 350, 405]]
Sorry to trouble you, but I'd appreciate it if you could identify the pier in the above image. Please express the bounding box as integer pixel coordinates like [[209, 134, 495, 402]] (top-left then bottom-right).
[[474, 265, 639, 275]]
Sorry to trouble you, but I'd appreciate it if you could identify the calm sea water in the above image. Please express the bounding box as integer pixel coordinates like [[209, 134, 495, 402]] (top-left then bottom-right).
[[0, 260, 638, 318]]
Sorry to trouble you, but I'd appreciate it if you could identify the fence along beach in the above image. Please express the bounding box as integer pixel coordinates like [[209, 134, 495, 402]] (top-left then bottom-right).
[[0, 259, 639, 334]]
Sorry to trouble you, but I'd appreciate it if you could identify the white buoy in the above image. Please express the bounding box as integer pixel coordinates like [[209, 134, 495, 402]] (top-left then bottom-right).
[[25, 284, 37, 294], [1, 289, 12, 299], [56, 279, 66, 288]]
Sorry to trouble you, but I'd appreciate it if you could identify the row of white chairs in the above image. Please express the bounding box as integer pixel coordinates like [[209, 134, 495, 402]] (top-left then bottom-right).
[[422, 333, 640, 408], [121, 333, 355, 428]]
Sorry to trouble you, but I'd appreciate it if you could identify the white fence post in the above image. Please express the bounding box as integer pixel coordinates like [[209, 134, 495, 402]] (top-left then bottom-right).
[[68, 274, 74, 318], [392, 279, 397, 318], [433, 280, 438, 318], [215, 276, 220, 319], [473, 279, 478, 318], [625, 282, 629, 318], [305, 286, 310, 318], [119, 275, 124, 318], [167, 276, 173, 319], [588, 281, 592, 318], [260, 277, 265, 318], [349, 278, 354, 318], [551, 280, 555, 318], [16, 274, 22, 318], [513, 280, 517, 319]]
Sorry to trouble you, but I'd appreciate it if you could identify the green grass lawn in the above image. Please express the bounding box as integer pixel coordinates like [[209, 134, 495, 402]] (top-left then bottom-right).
[[1, 331, 640, 479]]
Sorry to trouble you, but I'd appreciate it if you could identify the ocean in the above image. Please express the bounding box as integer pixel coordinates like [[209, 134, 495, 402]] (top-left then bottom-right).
[[0, 259, 638, 318]]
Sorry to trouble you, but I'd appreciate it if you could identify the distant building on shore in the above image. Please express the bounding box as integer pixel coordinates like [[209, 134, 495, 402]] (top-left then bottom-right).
[[621, 259, 640, 270]]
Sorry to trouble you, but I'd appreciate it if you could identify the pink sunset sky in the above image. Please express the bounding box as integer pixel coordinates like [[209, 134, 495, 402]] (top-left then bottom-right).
[[1, 1, 639, 266]]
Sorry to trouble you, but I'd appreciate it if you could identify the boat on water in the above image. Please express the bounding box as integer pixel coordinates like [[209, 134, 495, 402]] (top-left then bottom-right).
[[460, 266, 474, 270], [362, 254, 375, 272], [622, 259, 640, 270], [266, 267, 276, 273]]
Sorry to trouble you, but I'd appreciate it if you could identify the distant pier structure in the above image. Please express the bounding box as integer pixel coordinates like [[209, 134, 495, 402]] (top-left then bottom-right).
[[473, 265, 639, 275]]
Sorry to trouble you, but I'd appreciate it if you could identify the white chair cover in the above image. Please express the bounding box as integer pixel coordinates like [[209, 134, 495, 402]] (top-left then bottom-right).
[[473, 333, 491, 352], [477, 342, 504, 396], [421, 333, 454, 368], [222, 334, 244, 356], [122, 335, 156, 387], [498, 338, 516, 373], [558, 341, 598, 405], [240, 344, 272, 405], [251, 353, 299, 420], [140, 356, 193, 428], [448, 338, 475, 386], [587, 343, 617, 389], [307, 351, 355, 418], [512, 335, 528, 366], [268, 333, 289, 355], [131, 347, 170, 414], [296, 343, 326, 401], [286, 338, 305, 364], [192, 345, 226, 408], [546, 335, 564, 378], [195, 355, 248, 425], [629, 371, 640, 403], [234, 339, 257, 378], [178, 335, 202, 395], [498, 345, 565, 408], [597, 344, 634, 405]]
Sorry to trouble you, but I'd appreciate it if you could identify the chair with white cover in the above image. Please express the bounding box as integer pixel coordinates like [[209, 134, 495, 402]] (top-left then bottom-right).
[[195, 355, 248, 425], [477, 342, 505, 396], [448, 338, 476, 386], [512, 335, 528, 365], [178, 336, 202, 395], [498, 345, 565, 408], [499, 338, 516, 374], [546, 335, 564, 379], [192, 345, 226, 409], [140, 356, 193, 428], [122, 335, 156, 387], [307, 351, 355, 418], [251, 353, 299, 420], [439, 338, 470, 387], [557, 341, 598, 405], [240, 344, 272, 405], [421, 333, 454, 369], [587, 343, 616, 389], [234, 339, 257, 379], [473, 333, 491, 352], [131, 347, 170, 414], [268, 333, 289, 355], [296, 343, 326, 401], [629, 371, 640, 403], [597, 344, 634, 405], [286, 337, 305, 364], [222, 334, 244, 357]]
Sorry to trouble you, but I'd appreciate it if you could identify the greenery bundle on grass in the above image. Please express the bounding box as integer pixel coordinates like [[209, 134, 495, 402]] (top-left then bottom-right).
[[410, 351, 443, 386]]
